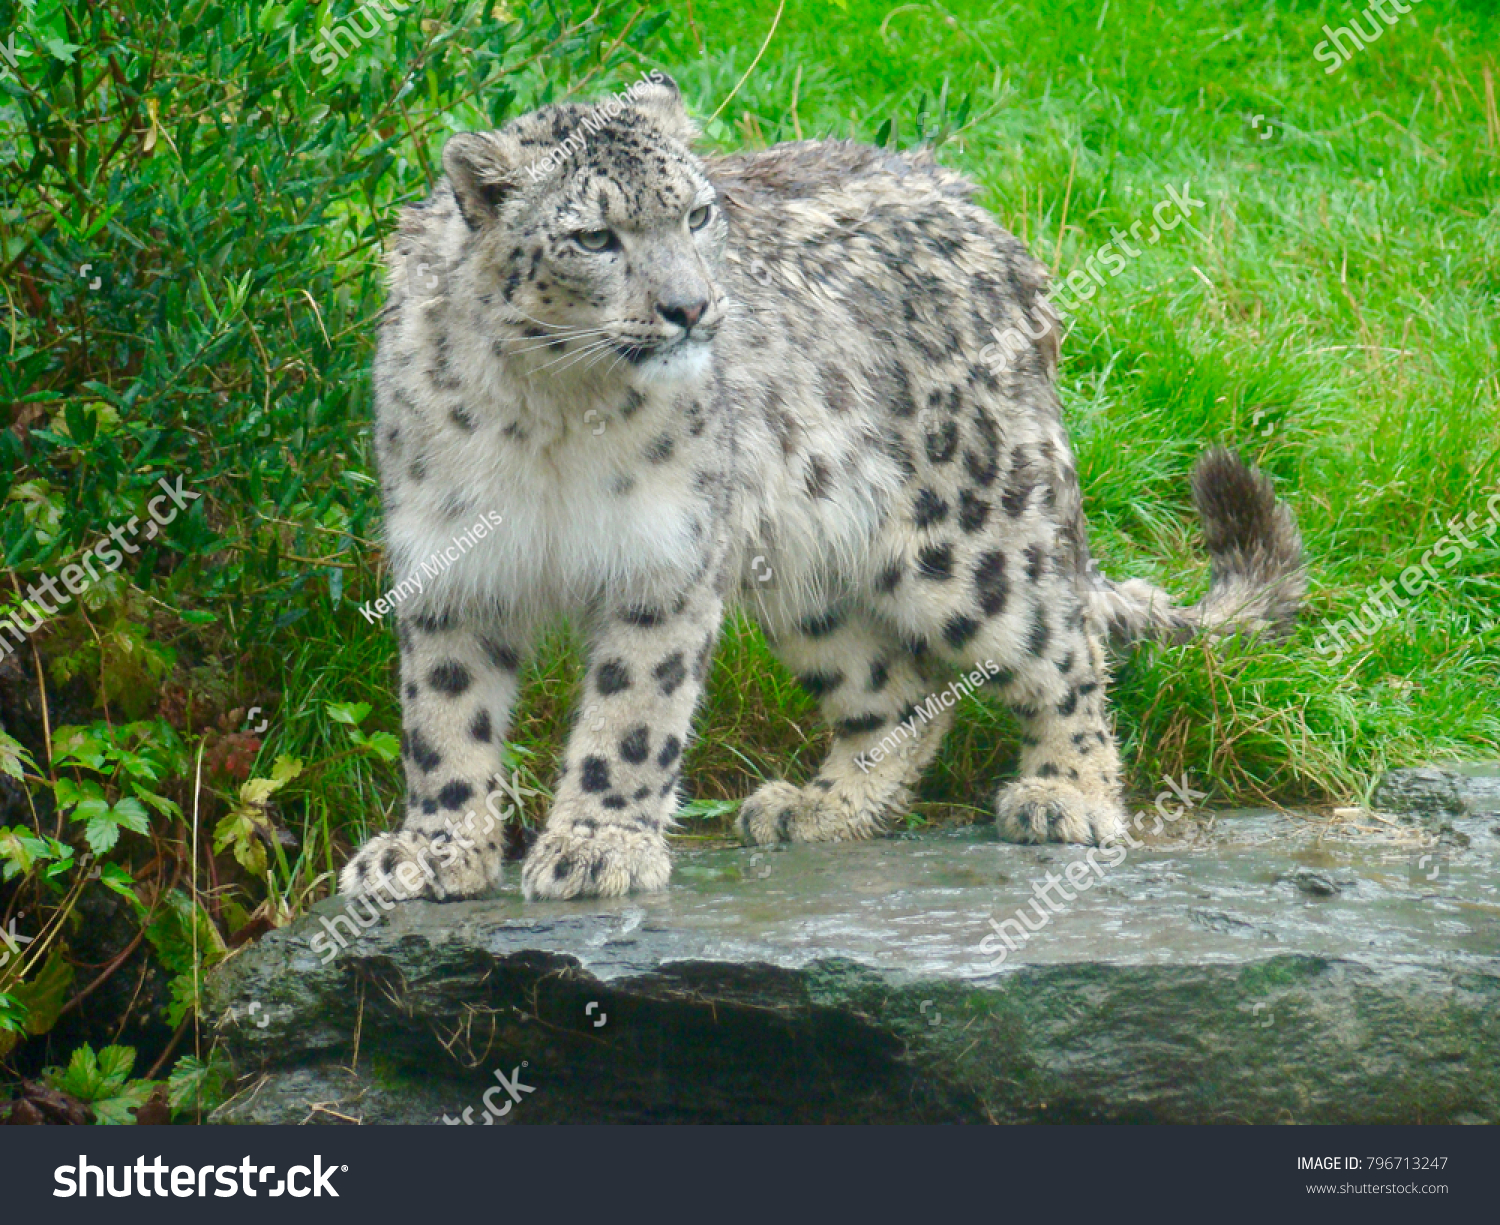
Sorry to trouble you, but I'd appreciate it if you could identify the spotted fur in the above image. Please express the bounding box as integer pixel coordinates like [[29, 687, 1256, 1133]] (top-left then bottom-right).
[[339, 78, 1304, 903]]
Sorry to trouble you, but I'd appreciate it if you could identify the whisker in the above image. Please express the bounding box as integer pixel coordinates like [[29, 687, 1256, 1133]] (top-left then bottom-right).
[[553, 344, 627, 379], [533, 338, 618, 375], [498, 303, 627, 337], [500, 329, 616, 357]]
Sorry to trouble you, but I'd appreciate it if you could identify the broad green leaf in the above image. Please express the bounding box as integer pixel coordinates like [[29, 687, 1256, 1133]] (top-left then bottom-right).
[[0, 732, 37, 781], [95, 1044, 137, 1097], [92, 1081, 156, 1126], [54, 1044, 101, 1098], [51, 727, 107, 771], [43, 38, 83, 64], [109, 796, 150, 834], [325, 700, 370, 726], [168, 1054, 231, 1117], [271, 756, 302, 785], [97, 863, 145, 913], [360, 731, 401, 762], [9, 949, 75, 1037], [130, 783, 182, 820], [0, 827, 39, 877], [83, 816, 120, 854]]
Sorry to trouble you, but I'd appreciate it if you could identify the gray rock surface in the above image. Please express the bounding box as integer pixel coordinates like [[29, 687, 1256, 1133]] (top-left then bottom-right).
[[207, 810, 1500, 1124], [1372, 763, 1500, 820]]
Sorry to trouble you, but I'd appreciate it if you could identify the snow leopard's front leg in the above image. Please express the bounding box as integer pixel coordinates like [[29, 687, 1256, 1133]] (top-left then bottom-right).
[[340, 612, 527, 901], [521, 585, 723, 900]]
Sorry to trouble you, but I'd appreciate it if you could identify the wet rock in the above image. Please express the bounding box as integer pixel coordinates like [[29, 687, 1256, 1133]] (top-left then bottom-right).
[[207, 815, 1500, 1125], [1371, 765, 1500, 821], [1281, 867, 1343, 897]]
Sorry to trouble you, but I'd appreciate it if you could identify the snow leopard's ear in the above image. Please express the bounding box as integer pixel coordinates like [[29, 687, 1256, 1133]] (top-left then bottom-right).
[[628, 73, 699, 144], [443, 132, 520, 229]]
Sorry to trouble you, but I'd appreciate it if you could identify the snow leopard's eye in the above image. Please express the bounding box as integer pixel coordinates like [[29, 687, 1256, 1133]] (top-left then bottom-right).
[[687, 205, 712, 231], [574, 229, 615, 252]]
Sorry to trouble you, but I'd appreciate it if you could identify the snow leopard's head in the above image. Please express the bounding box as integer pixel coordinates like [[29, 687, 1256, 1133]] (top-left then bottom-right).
[[438, 76, 729, 385]]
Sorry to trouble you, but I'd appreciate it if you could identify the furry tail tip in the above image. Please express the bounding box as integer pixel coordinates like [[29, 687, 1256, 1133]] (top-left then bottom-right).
[[1189, 446, 1305, 637]]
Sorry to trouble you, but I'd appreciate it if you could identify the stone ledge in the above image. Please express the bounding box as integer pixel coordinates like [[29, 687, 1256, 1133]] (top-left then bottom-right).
[[206, 815, 1500, 1124]]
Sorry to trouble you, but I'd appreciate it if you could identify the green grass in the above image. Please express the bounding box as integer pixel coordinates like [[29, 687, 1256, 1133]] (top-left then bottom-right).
[[1, 0, 1497, 1104], [647, 0, 1500, 817], [81, 0, 1500, 842]]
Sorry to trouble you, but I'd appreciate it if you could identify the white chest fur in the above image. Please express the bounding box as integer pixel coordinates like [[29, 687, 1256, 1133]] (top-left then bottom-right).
[[386, 398, 710, 623]]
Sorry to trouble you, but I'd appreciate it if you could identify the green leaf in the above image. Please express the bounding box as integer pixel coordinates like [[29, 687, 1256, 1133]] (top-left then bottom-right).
[[270, 755, 302, 785], [360, 731, 401, 762], [43, 38, 83, 64], [92, 1081, 155, 1126], [9, 950, 75, 1037], [53, 1044, 101, 1099], [83, 816, 120, 854], [109, 795, 150, 834], [69, 793, 113, 822], [46, 1044, 157, 1124], [54, 777, 99, 813], [51, 726, 106, 771], [325, 700, 371, 726], [168, 1053, 231, 1117], [97, 863, 145, 913], [130, 783, 182, 820], [0, 826, 43, 878], [677, 798, 739, 822], [95, 1044, 137, 1097], [0, 993, 29, 1043], [0, 732, 37, 781]]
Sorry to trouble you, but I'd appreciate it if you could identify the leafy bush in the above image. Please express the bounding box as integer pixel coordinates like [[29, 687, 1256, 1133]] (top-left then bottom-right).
[[0, 0, 665, 1119]]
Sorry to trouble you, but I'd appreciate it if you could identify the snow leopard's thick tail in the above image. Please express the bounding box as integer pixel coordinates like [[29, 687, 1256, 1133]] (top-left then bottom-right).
[[1081, 447, 1305, 646]]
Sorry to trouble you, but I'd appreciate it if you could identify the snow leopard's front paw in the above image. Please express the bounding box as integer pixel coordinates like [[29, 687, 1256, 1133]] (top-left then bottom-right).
[[995, 778, 1125, 847], [339, 830, 498, 901], [521, 819, 671, 900]]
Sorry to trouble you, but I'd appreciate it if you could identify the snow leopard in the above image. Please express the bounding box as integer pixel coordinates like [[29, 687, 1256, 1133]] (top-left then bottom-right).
[[338, 77, 1304, 903]]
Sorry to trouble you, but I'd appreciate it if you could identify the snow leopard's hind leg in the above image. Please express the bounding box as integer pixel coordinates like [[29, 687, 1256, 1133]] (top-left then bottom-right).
[[737, 612, 952, 845], [873, 476, 1127, 848]]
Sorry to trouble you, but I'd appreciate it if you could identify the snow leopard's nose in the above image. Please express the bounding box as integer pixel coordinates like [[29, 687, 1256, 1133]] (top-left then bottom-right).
[[656, 296, 709, 332]]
